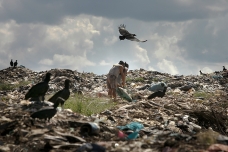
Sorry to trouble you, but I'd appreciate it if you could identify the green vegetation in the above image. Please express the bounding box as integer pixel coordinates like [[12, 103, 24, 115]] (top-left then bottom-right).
[[0, 81, 30, 91], [63, 94, 117, 116], [193, 91, 213, 99], [196, 130, 219, 145], [0, 96, 10, 102], [0, 82, 13, 91], [152, 77, 160, 82], [126, 77, 144, 83]]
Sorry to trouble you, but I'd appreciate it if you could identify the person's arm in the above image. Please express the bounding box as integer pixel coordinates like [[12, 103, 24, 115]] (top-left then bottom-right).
[[119, 66, 125, 87]]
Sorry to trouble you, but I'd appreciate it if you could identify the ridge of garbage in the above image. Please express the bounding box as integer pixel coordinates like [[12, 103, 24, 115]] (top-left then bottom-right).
[[0, 66, 228, 152]]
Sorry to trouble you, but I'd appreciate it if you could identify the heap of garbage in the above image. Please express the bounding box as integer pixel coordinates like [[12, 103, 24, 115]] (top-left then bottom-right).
[[0, 66, 228, 152]]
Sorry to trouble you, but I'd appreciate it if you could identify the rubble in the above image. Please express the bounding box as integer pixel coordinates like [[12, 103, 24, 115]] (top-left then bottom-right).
[[0, 66, 228, 151]]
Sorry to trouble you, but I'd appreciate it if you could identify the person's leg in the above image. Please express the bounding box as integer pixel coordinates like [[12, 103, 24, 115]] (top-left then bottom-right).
[[112, 78, 119, 100], [113, 88, 117, 100], [107, 75, 112, 98], [107, 80, 112, 97], [108, 75, 118, 100]]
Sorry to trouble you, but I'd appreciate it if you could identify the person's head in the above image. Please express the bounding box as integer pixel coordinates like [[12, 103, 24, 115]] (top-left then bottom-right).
[[124, 62, 129, 69], [118, 60, 125, 66]]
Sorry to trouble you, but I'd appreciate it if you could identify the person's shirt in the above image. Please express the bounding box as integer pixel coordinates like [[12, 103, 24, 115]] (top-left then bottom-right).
[[108, 64, 123, 78], [117, 67, 128, 84]]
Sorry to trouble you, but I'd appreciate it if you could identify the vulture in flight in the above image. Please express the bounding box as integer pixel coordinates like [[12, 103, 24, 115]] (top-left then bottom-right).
[[118, 24, 147, 42]]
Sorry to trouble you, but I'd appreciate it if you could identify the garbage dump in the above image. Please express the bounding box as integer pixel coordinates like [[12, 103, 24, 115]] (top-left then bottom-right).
[[0, 67, 228, 151]]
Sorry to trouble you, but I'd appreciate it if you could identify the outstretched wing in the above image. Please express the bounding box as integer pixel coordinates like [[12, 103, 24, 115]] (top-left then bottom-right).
[[126, 36, 147, 42], [118, 24, 133, 36]]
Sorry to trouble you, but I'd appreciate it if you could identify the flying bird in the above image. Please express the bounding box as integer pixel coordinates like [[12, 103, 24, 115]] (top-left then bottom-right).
[[25, 72, 51, 101], [118, 24, 147, 42], [48, 79, 70, 106], [10, 59, 13, 67]]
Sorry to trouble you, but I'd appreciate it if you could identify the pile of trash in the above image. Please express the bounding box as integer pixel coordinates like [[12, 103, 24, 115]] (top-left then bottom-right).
[[0, 66, 228, 151]]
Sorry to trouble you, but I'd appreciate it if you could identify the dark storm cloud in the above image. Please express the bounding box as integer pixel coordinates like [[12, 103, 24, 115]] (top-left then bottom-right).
[[178, 18, 228, 63], [1, 0, 228, 24]]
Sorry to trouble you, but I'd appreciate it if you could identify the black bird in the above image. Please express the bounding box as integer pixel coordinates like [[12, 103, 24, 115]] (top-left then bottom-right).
[[48, 79, 70, 106], [223, 66, 227, 71], [13, 60, 18, 67], [10, 59, 13, 67], [147, 87, 167, 99], [30, 97, 64, 122], [25, 72, 51, 101], [118, 24, 147, 42]]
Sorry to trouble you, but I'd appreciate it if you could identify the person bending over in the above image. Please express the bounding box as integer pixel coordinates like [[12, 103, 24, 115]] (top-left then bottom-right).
[[107, 61, 126, 100]]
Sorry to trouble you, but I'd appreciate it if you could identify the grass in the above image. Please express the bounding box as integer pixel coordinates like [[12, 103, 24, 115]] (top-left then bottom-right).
[[63, 94, 117, 116], [0, 80, 30, 91], [193, 91, 213, 100], [196, 130, 219, 145], [0, 96, 10, 102], [126, 77, 144, 83]]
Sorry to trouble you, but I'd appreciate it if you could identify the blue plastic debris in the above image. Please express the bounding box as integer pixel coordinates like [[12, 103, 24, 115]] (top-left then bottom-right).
[[117, 122, 144, 132], [126, 131, 139, 140], [117, 122, 144, 140], [116, 87, 132, 102], [148, 82, 167, 92]]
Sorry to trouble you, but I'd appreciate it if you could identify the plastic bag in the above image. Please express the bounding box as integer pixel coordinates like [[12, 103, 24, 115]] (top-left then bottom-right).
[[148, 82, 167, 92]]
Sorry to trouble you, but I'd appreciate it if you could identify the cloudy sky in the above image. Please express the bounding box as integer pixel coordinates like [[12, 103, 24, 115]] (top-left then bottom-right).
[[0, 0, 228, 75]]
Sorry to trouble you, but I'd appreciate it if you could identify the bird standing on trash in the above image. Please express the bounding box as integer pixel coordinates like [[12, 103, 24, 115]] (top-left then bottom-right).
[[223, 66, 227, 71], [25, 72, 51, 101], [48, 79, 70, 106], [10, 59, 13, 67], [147, 87, 167, 99], [30, 97, 63, 122], [13, 60, 18, 67], [118, 24, 147, 42]]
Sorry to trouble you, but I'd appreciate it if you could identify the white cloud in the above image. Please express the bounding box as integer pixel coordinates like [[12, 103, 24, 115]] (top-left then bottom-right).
[[148, 66, 156, 71], [38, 54, 95, 71], [103, 36, 118, 46], [134, 44, 150, 64], [157, 59, 179, 75], [152, 34, 185, 61], [39, 58, 53, 66], [99, 60, 110, 66], [201, 67, 213, 73]]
